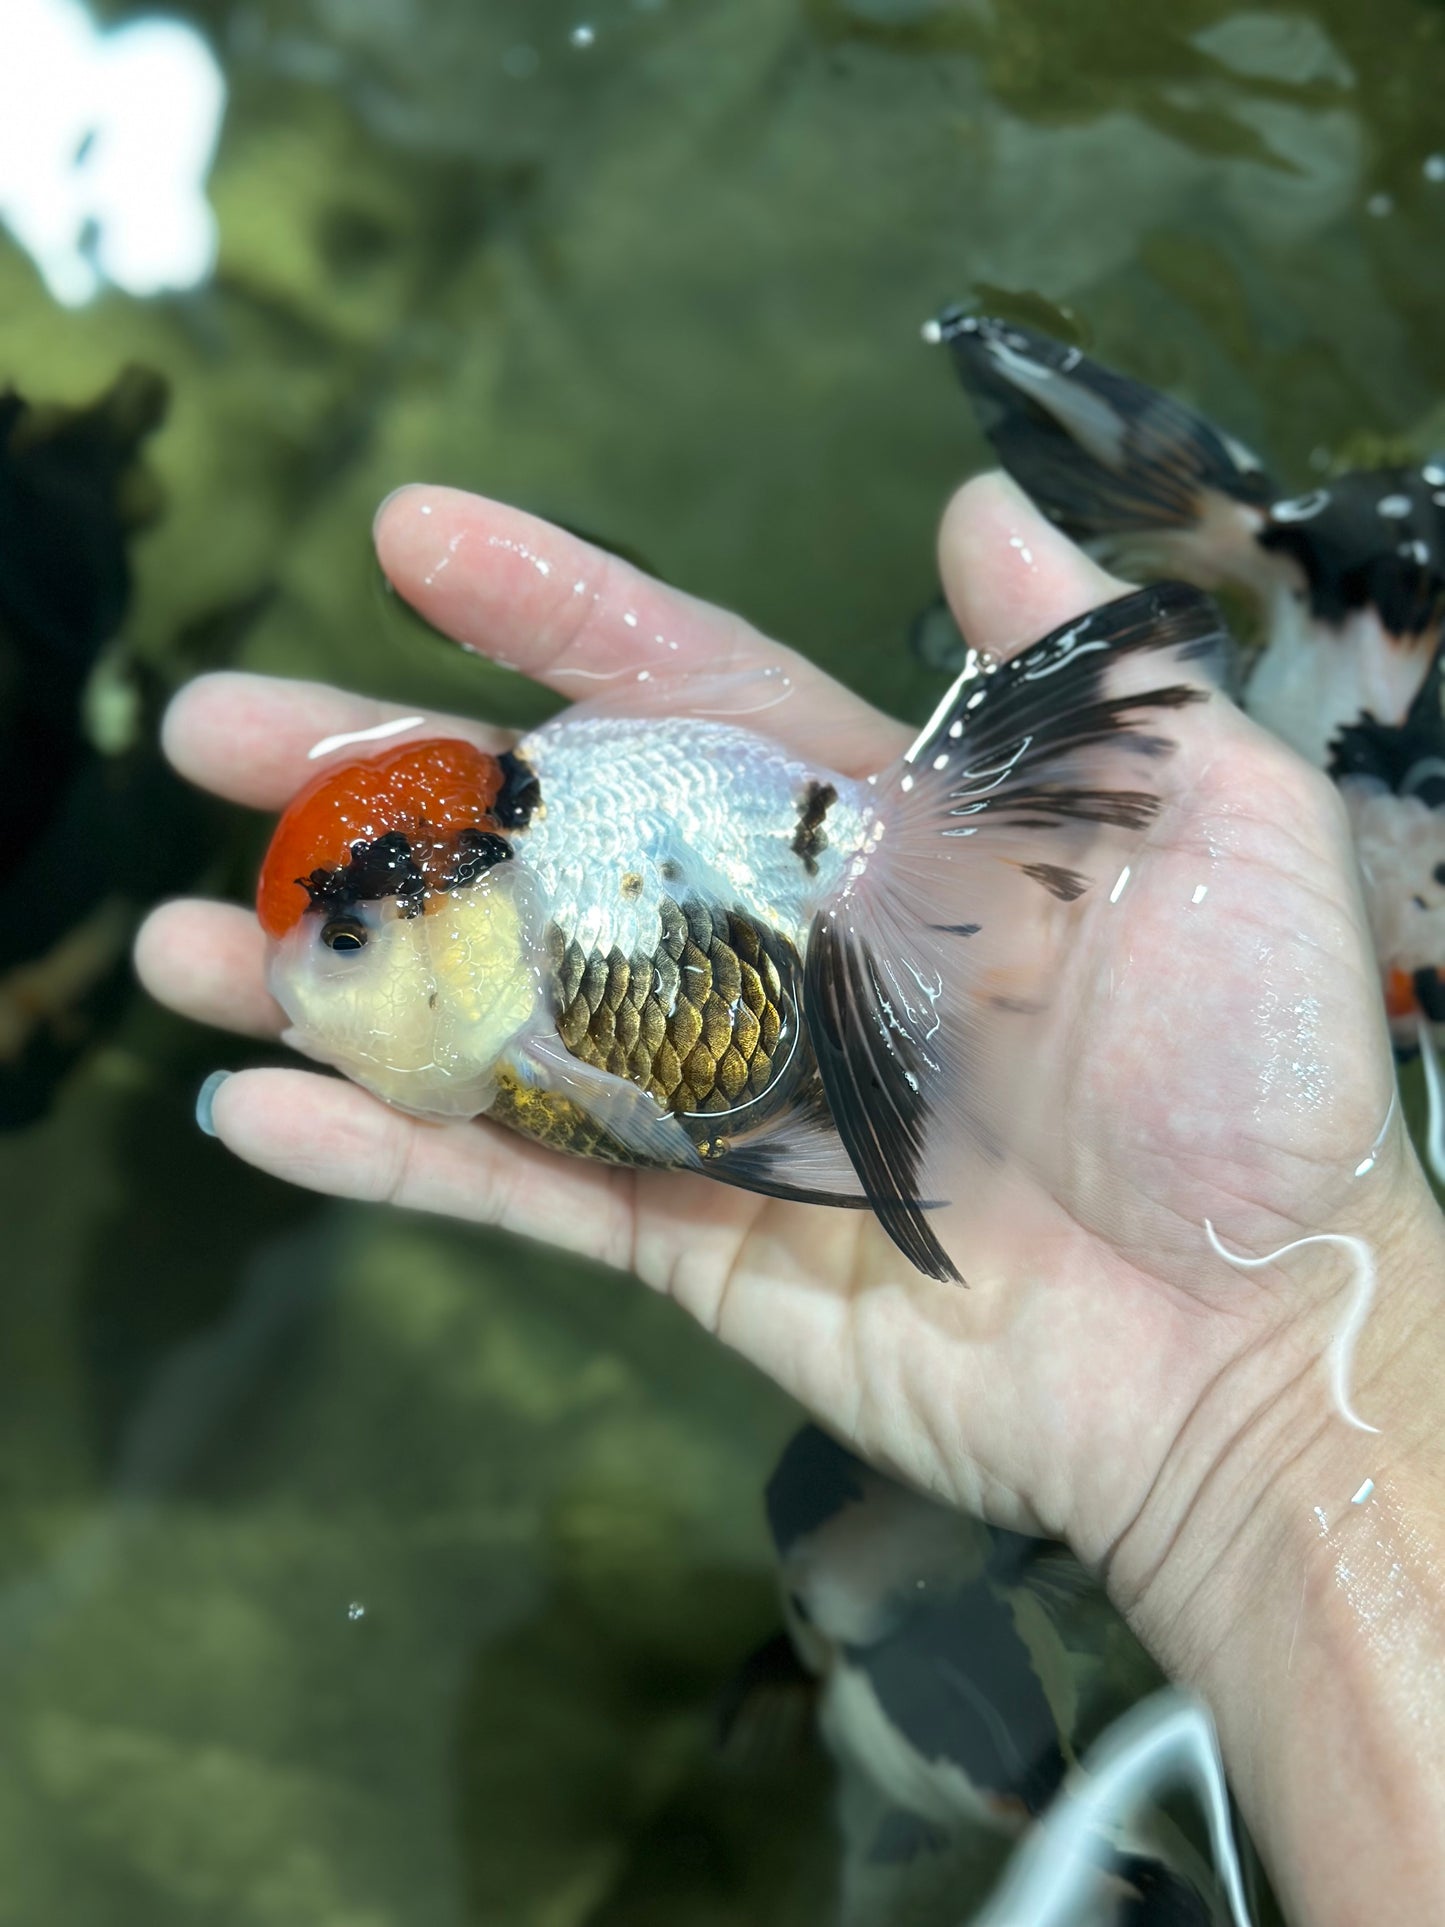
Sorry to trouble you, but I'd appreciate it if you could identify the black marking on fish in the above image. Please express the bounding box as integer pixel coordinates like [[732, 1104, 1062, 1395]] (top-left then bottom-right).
[[932, 921, 981, 936], [765, 1425, 868, 1558], [437, 826, 512, 890], [1328, 654, 1445, 802], [1260, 468, 1445, 635], [844, 1572, 1068, 1814], [302, 831, 425, 917], [791, 779, 838, 875], [495, 748, 541, 828], [1021, 861, 1089, 902]]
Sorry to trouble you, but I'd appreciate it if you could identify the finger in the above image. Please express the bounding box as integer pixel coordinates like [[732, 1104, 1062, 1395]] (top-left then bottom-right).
[[135, 899, 284, 1038], [199, 1064, 866, 1376], [202, 1065, 639, 1265], [938, 472, 1240, 778], [937, 472, 1126, 659], [162, 672, 508, 811], [373, 485, 893, 766]]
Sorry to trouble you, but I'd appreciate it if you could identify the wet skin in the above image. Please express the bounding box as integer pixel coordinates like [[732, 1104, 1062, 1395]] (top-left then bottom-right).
[[137, 475, 1445, 1924]]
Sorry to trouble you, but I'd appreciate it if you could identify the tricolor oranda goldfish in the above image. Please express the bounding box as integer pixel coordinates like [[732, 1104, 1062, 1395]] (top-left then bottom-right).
[[932, 309, 1445, 1055], [257, 584, 1224, 1281]]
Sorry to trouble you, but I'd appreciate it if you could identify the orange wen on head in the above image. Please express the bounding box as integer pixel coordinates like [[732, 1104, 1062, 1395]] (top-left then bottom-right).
[[256, 738, 505, 938]]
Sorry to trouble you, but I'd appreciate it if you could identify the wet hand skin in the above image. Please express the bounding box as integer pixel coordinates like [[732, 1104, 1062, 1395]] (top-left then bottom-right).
[[136, 475, 1445, 1924]]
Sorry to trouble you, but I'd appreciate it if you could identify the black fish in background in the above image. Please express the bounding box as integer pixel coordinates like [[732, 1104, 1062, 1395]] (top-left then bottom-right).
[[931, 310, 1445, 1052], [723, 1426, 1250, 1925], [0, 367, 214, 1128], [0, 366, 168, 875]]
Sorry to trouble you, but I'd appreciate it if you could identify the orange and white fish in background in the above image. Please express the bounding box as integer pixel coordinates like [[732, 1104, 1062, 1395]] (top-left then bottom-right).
[[257, 585, 1225, 1280], [934, 310, 1445, 1059]]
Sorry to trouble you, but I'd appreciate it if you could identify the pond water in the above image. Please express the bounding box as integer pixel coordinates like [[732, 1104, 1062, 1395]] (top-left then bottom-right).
[[2, 0, 1443, 1920]]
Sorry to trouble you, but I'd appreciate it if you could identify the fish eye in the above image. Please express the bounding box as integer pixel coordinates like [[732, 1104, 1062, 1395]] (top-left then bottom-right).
[[1434, 863, 1445, 887], [320, 916, 369, 953]]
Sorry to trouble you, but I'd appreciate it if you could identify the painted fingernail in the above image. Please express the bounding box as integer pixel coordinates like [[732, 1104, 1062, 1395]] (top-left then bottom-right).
[[196, 1070, 232, 1137]]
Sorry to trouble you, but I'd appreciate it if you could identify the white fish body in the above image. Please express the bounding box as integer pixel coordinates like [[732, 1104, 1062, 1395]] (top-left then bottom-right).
[[512, 712, 872, 959]]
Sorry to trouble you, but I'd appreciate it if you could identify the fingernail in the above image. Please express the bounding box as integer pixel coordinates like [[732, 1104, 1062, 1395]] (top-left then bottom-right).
[[196, 1070, 232, 1137], [372, 482, 428, 539]]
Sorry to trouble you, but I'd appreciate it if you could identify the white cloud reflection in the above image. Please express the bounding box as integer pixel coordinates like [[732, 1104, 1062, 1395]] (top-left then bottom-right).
[[0, 0, 225, 305]]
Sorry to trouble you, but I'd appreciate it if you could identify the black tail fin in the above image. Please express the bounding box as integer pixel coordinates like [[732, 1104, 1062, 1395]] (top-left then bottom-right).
[[933, 311, 1277, 590], [806, 581, 1230, 1282]]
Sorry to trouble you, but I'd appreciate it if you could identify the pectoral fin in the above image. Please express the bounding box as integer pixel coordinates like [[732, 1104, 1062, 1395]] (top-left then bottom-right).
[[504, 1031, 703, 1168]]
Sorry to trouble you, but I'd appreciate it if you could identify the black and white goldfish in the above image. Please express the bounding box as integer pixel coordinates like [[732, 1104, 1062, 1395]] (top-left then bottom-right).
[[931, 309, 1445, 1049], [257, 583, 1225, 1281], [721, 1426, 1248, 1925]]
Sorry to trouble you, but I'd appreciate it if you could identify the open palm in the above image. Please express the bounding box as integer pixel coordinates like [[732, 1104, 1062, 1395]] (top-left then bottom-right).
[[137, 474, 1419, 1595]]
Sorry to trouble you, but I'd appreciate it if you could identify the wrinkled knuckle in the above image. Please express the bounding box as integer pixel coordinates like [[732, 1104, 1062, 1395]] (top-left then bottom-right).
[[1295, 752, 1344, 817], [377, 1119, 419, 1209], [537, 548, 617, 678], [1253, 732, 1341, 824]]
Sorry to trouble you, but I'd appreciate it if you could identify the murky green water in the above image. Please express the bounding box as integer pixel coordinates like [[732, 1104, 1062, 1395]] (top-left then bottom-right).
[[3, 0, 1444, 1920]]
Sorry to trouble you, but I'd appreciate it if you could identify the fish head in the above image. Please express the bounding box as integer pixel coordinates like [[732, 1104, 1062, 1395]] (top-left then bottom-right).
[[257, 737, 546, 1116]]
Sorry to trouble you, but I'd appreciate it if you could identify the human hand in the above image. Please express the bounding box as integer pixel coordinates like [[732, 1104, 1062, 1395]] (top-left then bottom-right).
[[136, 475, 1443, 1627]]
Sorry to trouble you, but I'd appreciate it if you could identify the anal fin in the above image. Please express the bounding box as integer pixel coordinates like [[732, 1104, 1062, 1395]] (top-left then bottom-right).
[[700, 1085, 877, 1211]]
